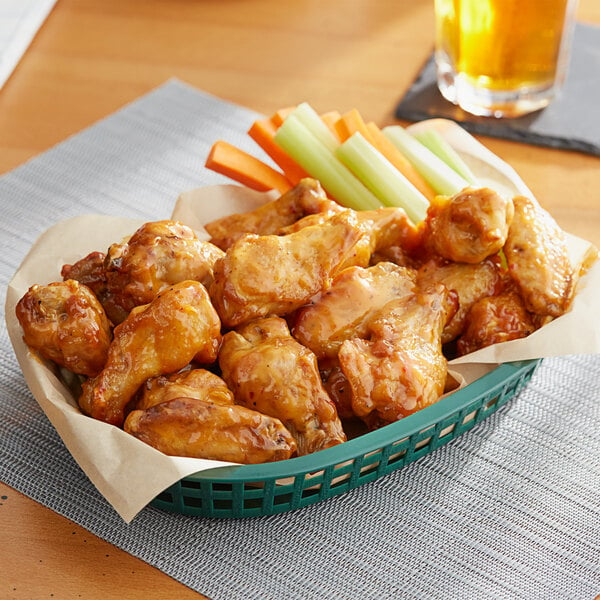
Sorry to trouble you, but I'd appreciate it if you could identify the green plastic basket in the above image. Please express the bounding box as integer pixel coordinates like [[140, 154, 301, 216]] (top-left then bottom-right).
[[151, 359, 540, 518]]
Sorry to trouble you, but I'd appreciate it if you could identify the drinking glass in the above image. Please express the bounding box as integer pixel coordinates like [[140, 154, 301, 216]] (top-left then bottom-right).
[[434, 0, 579, 118]]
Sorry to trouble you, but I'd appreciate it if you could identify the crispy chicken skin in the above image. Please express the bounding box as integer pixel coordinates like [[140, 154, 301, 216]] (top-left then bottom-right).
[[504, 196, 574, 317], [78, 280, 222, 427], [61, 251, 108, 302], [136, 368, 235, 410], [282, 206, 421, 262], [417, 258, 503, 344], [338, 284, 457, 428], [457, 290, 535, 355], [219, 317, 346, 455], [293, 262, 417, 361], [125, 397, 296, 464], [125, 370, 296, 464], [15, 280, 112, 377], [102, 220, 224, 324], [209, 210, 369, 328], [424, 187, 514, 263], [205, 178, 340, 251]]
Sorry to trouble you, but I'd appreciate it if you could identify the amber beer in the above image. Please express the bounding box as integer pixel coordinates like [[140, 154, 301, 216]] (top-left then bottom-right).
[[434, 0, 578, 117]]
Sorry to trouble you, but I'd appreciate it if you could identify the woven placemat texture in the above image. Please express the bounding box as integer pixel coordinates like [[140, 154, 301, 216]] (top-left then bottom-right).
[[1, 80, 599, 599]]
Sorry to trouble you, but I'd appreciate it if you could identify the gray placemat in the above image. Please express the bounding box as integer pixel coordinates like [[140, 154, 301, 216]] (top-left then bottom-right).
[[395, 23, 600, 156], [1, 80, 600, 599]]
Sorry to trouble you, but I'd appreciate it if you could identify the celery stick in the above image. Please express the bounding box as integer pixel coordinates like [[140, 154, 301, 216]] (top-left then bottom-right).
[[412, 129, 478, 185], [383, 126, 469, 196], [288, 102, 340, 152], [335, 132, 429, 223], [274, 115, 381, 211]]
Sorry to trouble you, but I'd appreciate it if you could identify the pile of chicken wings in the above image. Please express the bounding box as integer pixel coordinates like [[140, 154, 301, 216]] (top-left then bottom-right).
[[16, 179, 575, 463]]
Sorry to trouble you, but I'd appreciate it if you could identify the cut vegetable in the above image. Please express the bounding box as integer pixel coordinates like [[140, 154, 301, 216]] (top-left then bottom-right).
[[320, 111, 342, 139], [334, 108, 376, 144], [206, 140, 292, 194], [411, 129, 478, 185], [366, 122, 436, 201], [274, 114, 382, 211], [288, 102, 340, 152], [383, 125, 469, 196], [335, 132, 429, 224], [271, 106, 296, 127], [248, 118, 310, 185]]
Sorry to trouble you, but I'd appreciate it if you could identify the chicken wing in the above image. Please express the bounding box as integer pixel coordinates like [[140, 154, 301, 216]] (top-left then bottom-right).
[[219, 317, 346, 455], [293, 262, 417, 361], [78, 280, 222, 426], [209, 210, 368, 328], [424, 187, 514, 263], [338, 284, 457, 428], [102, 220, 224, 324], [136, 368, 234, 410], [204, 178, 340, 250], [125, 369, 296, 463], [504, 196, 573, 317], [15, 280, 112, 377], [456, 290, 535, 355], [124, 397, 296, 464], [417, 258, 502, 344], [61, 251, 107, 301]]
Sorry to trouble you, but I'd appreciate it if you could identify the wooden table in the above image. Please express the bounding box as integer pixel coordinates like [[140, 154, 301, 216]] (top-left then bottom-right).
[[1, 1, 599, 598]]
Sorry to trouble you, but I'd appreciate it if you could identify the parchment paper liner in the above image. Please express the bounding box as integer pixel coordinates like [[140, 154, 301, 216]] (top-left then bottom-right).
[[6, 120, 599, 522]]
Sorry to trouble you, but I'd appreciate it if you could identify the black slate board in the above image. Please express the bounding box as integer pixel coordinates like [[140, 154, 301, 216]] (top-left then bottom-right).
[[395, 23, 600, 156]]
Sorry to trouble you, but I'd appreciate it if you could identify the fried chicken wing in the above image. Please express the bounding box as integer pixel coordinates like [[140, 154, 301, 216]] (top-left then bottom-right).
[[338, 284, 457, 428], [205, 178, 339, 250], [125, 368, 296, 463], [78, 280, 222, 426], [61, 251, 107, 301], [424, 187, 514, 263], [417, 258, 502, 343], [209, 211, 368, 328], [293, 262, 417, 361], [102, 220, 224, 323], [456, 290, 535, 355], [136, 368, 234, 410], [504, 196, 573, 317], [124, 396, 296, 464], [15, 280, 112, 377], [219, 317, 346, 455]]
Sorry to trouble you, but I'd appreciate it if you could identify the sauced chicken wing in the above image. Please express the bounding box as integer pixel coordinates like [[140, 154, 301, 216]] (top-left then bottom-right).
[[125, 369, 296, 464], [417, 258, 502, 344], [209, 211, 369, 328], [219, 317, 346, 455], [204, 178, 340, 251], [102, 220, 224, 324], [15, 280, 112, 377], [78, 281, 222, 426], [293, 262, 417, 361], [136, 368, 235, 410], [338, 284, 457, 428], [456, 290, 535, 356], [61, 251, 108, 302], [125, 398, 296, 463], [282, 206, 421, 260], [504, 196, 573, 317], [424, 187, 514, 263]]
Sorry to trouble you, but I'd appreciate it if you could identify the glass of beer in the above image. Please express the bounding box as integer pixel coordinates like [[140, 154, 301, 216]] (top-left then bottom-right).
[[434, 0, 579, 118]]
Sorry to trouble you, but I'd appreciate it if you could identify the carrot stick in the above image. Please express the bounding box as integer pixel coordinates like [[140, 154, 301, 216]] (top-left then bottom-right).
[[320, 111, 342, 140], [366, 122, 436, 201], [270, 106, 296, 127], [205, 140, 292, 194], [333, 108, 376, 144], [247, 118, 310, 185]]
